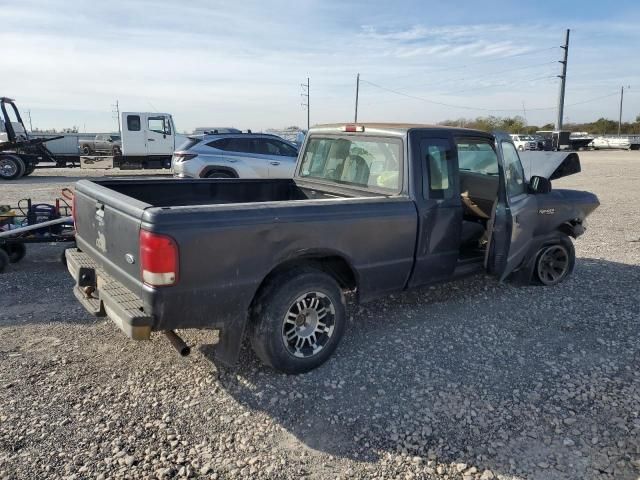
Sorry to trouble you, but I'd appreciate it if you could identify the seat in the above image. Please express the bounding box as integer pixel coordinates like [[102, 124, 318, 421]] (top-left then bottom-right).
[[341, 155, 370, 185]]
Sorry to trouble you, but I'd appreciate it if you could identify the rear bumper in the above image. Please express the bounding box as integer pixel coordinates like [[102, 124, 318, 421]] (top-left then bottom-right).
[[66, 248, 152, 340]]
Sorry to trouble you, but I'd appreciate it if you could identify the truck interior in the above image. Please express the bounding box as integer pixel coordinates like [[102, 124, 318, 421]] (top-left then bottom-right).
[[454, 140, 501, 260]]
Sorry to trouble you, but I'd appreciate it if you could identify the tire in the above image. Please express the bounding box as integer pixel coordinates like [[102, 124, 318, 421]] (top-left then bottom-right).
[[0, 249, 9, 273], [0, 155, 25, 180], [249, 268, 346, 374], [23, 163, 36, 176], [533, 236, 575, 286], [517, 145, 524, 151], [2, 243, 26, 263], [81, 145, 91, 155], [205, 171, 234, 179]]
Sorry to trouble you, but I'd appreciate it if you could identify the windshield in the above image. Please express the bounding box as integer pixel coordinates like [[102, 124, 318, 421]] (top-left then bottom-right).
[[299, 136, 402, 193]]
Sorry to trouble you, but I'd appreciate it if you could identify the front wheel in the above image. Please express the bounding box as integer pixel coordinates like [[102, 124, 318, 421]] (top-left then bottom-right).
[[533, 237, 575, 286], [249, 268, 346, 374]]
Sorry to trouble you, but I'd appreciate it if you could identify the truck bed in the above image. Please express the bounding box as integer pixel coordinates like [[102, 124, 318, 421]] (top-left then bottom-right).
[[72, 178, 417, 347], [95, 178, 346, 207]]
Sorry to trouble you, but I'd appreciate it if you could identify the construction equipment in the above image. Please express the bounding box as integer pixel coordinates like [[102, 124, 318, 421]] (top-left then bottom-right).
[[0, 97, 62, 180]]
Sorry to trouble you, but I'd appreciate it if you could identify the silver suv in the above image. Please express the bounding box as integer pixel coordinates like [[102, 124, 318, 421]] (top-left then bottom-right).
[[172, 133, 299, 179]]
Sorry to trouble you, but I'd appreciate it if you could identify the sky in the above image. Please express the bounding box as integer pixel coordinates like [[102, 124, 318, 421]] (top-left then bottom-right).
[[3, 0, 640, 133]]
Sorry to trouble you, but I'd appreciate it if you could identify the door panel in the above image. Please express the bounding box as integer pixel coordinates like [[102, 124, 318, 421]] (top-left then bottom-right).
[[409, 134, 462, 287], [486, 134, 538, 280], [146, 115, 173, 155], [223, 138, 269, 177]]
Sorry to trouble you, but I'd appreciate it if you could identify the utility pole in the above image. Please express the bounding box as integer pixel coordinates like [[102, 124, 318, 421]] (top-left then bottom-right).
[[354, 73, 360, 123], [618, 86, 630, 137], [112, 100, 121, 134], [522, 101, 528, 127], [26, 110, 33, 132], [556, 29, 570, 130], [300, 78, 310, 131]]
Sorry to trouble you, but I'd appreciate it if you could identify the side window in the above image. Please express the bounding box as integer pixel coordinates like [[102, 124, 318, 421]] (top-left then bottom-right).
[[501, 142, 526, 197], [421, 138, 454, 199], [127, 115, 141, 132], [456, 138, 499, 176], [148, 116, 167, 134], [226, 138, 254, 153], [207, 138, 230, 150], [274, 140, 297, 157]]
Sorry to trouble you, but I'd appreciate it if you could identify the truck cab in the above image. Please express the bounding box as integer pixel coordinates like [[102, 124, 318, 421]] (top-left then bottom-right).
[[119, 112, 186, 168]]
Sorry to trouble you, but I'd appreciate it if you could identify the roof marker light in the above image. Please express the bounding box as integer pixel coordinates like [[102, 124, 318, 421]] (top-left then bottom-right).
[[342, 124, 365, 132]]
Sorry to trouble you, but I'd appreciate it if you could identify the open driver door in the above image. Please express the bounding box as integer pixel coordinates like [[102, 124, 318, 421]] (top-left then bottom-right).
[[485, 132, 538, 281]]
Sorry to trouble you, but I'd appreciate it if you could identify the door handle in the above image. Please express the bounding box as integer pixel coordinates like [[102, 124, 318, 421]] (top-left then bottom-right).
[[270, 161, 280, 166], [148, 138, 155, 141]]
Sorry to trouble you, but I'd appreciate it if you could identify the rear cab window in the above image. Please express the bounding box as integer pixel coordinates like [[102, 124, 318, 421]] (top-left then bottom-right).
[[420, 138, 454, 199], [298, 136, 403, 193], [127, 115, 140, 131]]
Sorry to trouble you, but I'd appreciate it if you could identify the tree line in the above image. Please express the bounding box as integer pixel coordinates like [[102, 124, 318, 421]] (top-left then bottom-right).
[[439, 115, 640, 135]]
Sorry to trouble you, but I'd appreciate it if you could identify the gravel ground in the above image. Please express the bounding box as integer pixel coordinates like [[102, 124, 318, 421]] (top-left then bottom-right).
[[1, 151, 639, 480]]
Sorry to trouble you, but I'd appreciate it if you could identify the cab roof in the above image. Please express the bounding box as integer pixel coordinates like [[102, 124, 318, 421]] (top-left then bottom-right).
[[311, 123, 489, 137]]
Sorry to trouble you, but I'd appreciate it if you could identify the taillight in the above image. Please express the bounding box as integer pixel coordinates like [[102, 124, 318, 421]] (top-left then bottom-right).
[[139, 230, 179, 287]]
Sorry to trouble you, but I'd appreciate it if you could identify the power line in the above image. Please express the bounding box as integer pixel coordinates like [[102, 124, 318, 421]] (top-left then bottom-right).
[[390, 45, 561, 83], [396, 60, 558, 92], [359, 78, 620, 113]]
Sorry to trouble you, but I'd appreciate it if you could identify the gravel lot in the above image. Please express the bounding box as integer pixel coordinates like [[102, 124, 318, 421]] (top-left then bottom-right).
[[1, 151, 639, 480]]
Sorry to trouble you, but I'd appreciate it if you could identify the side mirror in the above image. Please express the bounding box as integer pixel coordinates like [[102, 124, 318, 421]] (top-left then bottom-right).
[[529, 175, 552, 194]]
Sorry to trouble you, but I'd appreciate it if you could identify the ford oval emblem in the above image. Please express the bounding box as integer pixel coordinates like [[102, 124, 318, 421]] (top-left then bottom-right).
[[125, 253, 135, 264]]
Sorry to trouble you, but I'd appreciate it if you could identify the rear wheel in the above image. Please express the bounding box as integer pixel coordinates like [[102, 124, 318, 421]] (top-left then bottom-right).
[[2, 243, 26, 263], [0, 155, 25, 180], [533, 237, 575, 286], [81, 145, 91, 155], [0, 249, 9, 273], [249, 268, 346, 374], [23, 163, 36, 176]]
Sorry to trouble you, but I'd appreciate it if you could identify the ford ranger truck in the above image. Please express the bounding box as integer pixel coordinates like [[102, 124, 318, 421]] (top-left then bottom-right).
[[66, 124, 599, 373]]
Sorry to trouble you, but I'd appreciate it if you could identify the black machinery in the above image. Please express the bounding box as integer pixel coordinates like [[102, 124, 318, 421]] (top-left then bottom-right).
[[0, 97, 62, 180], [0, 190, 75, 272]]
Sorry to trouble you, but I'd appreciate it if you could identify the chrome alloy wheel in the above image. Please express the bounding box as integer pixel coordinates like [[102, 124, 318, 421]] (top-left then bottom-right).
[[536, 244, 570, 285], [282, 292, 335, 358]]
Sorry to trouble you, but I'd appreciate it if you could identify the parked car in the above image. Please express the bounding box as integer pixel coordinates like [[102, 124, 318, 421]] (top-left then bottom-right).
[[591, 136, 632, 150], [79, 134, 122, 156], [65, 123, 599, 374], [172, 132, 299, 179], [509, 134, 538, 151]]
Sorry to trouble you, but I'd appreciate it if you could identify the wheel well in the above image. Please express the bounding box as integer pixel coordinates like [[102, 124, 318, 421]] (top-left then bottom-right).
[[200, 166, 239, 178], [557, 220, 583, 239], [251, 255, 358, 307]]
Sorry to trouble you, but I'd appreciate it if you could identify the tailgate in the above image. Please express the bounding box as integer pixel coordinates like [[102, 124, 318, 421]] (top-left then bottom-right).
[[74, 180, 149, 297]]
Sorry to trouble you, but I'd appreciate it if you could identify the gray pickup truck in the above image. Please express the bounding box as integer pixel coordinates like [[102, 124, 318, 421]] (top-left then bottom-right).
[[80, 134, 122, 156], [66, 123, 599, 373]]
